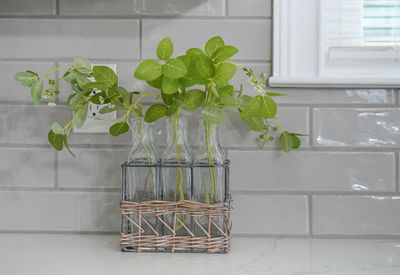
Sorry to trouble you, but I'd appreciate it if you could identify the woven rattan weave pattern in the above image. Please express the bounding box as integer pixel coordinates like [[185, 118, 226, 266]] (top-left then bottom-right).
[[120, 199, 232, 253]]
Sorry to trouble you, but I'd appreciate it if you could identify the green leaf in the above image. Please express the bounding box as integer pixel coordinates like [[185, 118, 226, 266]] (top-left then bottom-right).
[[83, 82, 108, 89], [217, 85, 234, 96], [73, 103, 89, 129], [109, 122, 129, 136], [162, 59, 188, 79], [196, 55, 215, 79], [213, 62, 237, 85], [30, 79, 43, 105], [279, 131, 293, 153], [134, 59, 162, 81], [74, 56, 91, 74], [291, 134, 301, 149], [217, 94, 236, 108], [144, 104, 168, 123], [266, 92, 286, 97], [202, 106, 226, 125], [162, 77, 179, 94], [48, 130, 64, 151], [166, 102, 178, 116], [162, 92, 177, 105], [237, 95, 252, 111], [51, 122, 64, 135], [63, 135, 75, 157], [211, 85, 219, 97], [243, 116, 264, 131], [75, 76, 91, 89], [92, 66, 117, 87], [63, 69, 81, 83], [211, 46, 238, 63], [186, 48, 204, 56], [204, 36, 225, 57], [157, 37, 174, 60], [239, 95, 263, 119], [182, 89, 205, 111], [14, 72, 38, 87], [147, 76, 163, 89], [262, 96, 277, 119], [99, 106, 116, 114], [289, 132, 309, 137]]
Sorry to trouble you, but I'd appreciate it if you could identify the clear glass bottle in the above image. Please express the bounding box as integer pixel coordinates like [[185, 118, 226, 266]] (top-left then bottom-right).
[[193, 119, 226, 237], [161, 116, 192, 237], [122, 117, 159, 242]]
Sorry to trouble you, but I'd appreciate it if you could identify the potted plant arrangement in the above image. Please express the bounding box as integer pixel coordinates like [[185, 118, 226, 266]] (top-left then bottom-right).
[[14, 36, 303, 253]]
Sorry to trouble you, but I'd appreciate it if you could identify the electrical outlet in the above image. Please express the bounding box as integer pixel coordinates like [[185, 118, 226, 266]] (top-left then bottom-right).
[[73, 64, 117, 133]]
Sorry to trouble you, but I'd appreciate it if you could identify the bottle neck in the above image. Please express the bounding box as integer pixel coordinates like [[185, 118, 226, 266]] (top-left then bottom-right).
[[196, 120, 224, 163], [128, 117, 157, 162]]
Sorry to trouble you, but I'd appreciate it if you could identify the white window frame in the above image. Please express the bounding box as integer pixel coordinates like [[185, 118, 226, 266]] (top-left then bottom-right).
[[269, 0, 400, 88]]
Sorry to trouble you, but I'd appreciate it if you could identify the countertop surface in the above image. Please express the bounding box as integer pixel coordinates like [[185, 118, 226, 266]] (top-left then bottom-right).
[[1, 233, 400, 275]]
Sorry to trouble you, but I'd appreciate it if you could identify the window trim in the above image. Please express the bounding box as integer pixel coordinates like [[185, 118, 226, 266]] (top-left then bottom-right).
[[269, 0, 400, 88]]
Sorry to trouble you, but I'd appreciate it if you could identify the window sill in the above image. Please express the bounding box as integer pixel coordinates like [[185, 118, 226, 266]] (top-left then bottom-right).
[[268, 77, 400, 88]]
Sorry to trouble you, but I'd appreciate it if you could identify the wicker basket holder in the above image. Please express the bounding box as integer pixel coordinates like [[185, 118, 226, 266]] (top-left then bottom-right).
[[120, 160, 232, 253]]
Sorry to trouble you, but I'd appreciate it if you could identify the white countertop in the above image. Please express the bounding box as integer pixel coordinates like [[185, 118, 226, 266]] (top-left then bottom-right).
[[1, 233, 400, 275]]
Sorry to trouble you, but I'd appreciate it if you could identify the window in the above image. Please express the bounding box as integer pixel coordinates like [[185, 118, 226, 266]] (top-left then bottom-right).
[[269, 0, 400, 88]]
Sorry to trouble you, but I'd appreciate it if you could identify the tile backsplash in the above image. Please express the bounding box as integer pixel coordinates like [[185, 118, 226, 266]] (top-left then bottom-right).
[[1, 0, 400, 237]]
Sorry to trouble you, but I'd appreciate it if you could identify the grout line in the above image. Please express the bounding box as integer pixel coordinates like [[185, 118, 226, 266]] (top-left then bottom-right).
[[225, 0, 229, 16], [0, 186, 121, 192], [308, 107, 313, 147], [231, 189, 400, 196], [308, 195, 313, 236], [54, 150, 59, 188], [0, 144, 129, 149], [395, 88, 399, 105], [139, 18, 143, 60], [1, 231, 399, 240], [224, 146, 400, 152], [232, 233, 400, 240], [396, 152, 399, 193], [55, 0, 60, 16], [0, 15, 271, 20], [0, 58, 271, 63]]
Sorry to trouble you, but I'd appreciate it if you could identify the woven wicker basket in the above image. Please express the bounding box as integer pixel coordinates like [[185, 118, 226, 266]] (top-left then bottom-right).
[[120, 161, 232, 253]]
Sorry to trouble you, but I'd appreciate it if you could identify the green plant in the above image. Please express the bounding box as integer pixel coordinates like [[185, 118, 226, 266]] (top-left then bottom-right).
[[14, 36, 304, 202]]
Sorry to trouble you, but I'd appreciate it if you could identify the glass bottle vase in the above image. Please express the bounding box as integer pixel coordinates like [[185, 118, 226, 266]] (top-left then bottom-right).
[[161, 116, 192, 237], [193, 119, 226, 237], [122, 117, 159, 241]]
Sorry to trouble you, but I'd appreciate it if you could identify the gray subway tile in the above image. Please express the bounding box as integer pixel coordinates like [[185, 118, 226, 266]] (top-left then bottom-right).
[[229, 151, 395, 192], [313, 196, 400, 236], [313, 108, 400, 147], [0, 148, 55, 188], [60, 0, 224, 16], [58, 148, 127, 189], [0, 0, 55, 15], [0, 105, 71, 144], [0, 19, 140, 59], [0, 190, 120, 232], [228, 0, 271, 17], [0, 62, 56, 102], [232, 194, 308, 235], [142, 19, 271, 60]]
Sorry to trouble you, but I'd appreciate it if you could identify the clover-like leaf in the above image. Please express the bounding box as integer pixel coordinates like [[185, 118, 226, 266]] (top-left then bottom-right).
[[14, 72, 38, 87], [134, 59, 162, 81], [157, 37, 174, 60], [204, 36, 225, 57], [109, 122, 129, 136], [162, 59, 188, 79], [202, 105, 226, 125], [144, 104, 168, 123]]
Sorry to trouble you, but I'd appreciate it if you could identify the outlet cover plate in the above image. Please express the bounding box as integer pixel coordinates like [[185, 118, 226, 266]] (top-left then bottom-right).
[[73, 64, 117, 133]]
